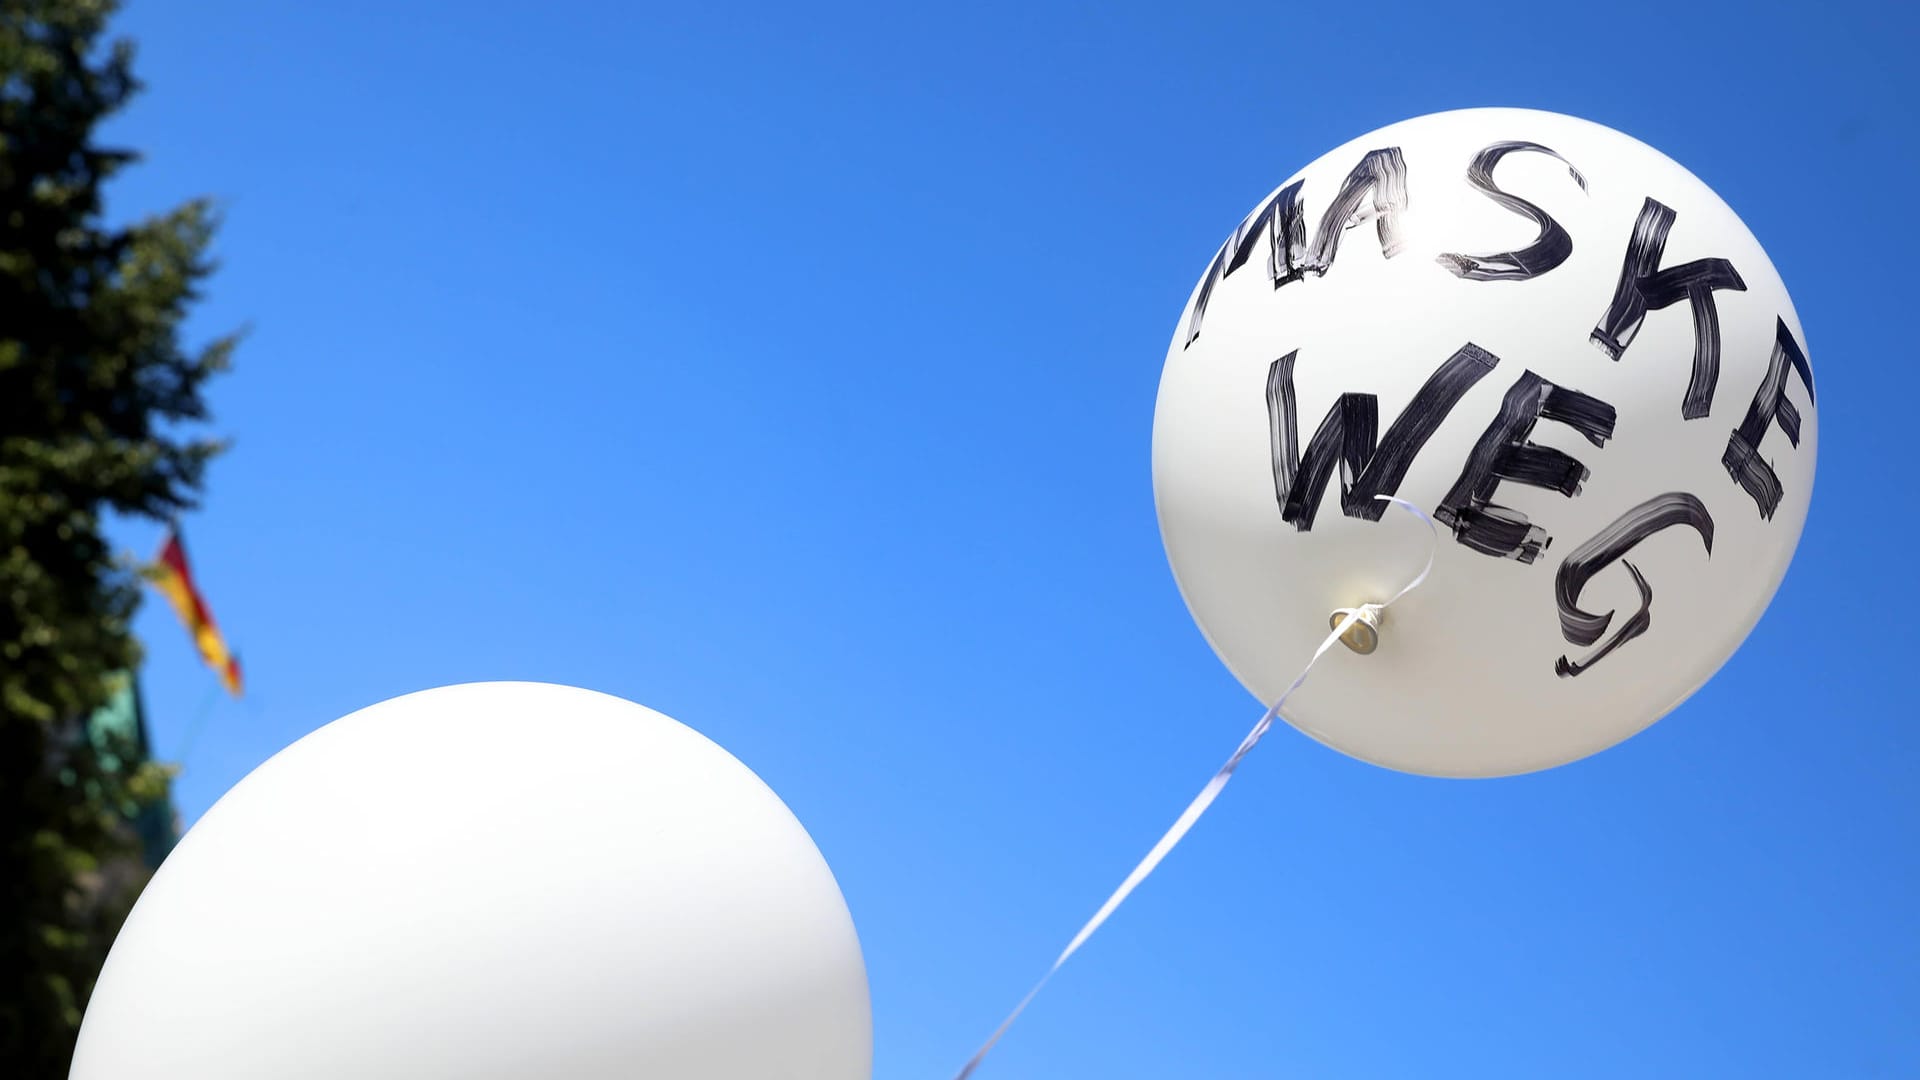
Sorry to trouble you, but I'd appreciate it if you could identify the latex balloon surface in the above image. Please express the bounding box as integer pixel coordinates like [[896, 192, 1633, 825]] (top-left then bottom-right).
[[71, 682, 871, 1080], [1153, 108, 1815, 777]]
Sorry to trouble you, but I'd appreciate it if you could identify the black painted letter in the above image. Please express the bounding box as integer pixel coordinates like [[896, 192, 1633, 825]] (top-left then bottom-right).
[[1436, 141, 1587, 282], [1184, 148, 1409, 347], [1436, 372, 1617, 563], [1267, 344, 1498, 531], [1722, 317, 1816, 520], [1554, 493, 1715, 678], [1590, 198, 1747, 419]]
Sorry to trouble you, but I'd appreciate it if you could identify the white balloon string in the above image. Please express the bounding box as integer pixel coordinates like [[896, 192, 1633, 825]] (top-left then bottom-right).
[[950, 494, 1438, 1080], [1378, 495, 1438, 605]]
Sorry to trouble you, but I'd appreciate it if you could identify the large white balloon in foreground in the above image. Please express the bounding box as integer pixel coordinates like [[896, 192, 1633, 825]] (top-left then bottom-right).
[[71, 682, 871, 1079], [1154, 108, 1816, 778]]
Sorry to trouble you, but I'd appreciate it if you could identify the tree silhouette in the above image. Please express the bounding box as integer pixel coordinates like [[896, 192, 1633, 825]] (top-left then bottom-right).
[[0, 2, 234, 1072]]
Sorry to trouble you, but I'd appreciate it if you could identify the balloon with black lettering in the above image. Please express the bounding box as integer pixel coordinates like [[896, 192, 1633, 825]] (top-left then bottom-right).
[[1154, 107, 1815, 777]]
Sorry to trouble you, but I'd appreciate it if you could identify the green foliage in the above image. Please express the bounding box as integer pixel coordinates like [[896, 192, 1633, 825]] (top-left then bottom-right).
[[0, 1, 230, 1072]]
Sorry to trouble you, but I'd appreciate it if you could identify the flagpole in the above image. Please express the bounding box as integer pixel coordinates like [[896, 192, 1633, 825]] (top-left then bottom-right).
[[171, 680, 223, 768]]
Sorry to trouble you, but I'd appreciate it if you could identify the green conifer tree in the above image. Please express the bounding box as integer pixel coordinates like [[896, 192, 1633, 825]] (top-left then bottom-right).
[[0, 2, 233, 1071]]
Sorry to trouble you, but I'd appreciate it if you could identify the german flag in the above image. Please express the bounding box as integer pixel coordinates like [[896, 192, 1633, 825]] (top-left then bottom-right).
[[149, 529, 243, 697]]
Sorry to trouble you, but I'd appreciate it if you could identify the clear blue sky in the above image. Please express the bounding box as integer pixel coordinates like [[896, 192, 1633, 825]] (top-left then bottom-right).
[[97, 2, 1916, 1076]]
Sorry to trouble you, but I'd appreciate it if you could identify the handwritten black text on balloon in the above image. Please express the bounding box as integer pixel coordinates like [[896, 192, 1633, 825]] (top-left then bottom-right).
[[1225, 141, 1814, 675]]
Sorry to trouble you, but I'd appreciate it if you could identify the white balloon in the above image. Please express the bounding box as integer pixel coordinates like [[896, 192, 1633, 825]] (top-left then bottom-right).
[[70, 682, 871, 1079], [1153, 108, 1815, 778]]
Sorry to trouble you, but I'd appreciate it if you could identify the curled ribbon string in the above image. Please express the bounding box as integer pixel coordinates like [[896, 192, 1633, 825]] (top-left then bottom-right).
[[951, 495, 1438, 1080]]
